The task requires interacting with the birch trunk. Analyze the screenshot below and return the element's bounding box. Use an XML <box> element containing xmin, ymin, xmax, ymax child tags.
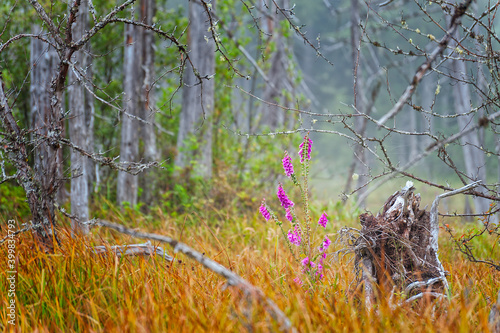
<box><xmin>138</xmin><ymin>0</ymin><xmax>157</xmax><ymax>203</ymax></box>
<box><xmin>139</xmin><ymin>0</ymin><xmax>157</xmax><ymax>162</ymax></box>
<box><xmin>117</xmin><ymin>22</ymin><xmax>140</xmax><ymax>206</ymax></box>
<box><xmin>175</xmin><ymin>0</ymin><xmax>215</xmax><ymax>179</ymax></box>
<box><xmin>28</xmin><ymin>25</ymin><xmax>63</xmax><ymax>249</ymax></box>
<box><xmin>68</xmin><ymin>0</ymin><xmax>92</xmax><ymax>234</ymax></box>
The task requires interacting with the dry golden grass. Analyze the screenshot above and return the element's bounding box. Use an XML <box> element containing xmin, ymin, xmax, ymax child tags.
<box><xmin>1</xmin><ymin>205</ymin><xmax>499</xmax><ymax>332</ymax></box>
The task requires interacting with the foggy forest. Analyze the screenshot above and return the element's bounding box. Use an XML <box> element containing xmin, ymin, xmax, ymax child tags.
<box><xmin>1</xmin><ymin>0</ymin><xmax>500</xmax><ymax>331</ymax></box>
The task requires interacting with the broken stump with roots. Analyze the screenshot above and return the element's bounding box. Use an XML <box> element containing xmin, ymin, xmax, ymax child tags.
<box><xmin>355</xmin><ymin>181</ymin><xmax>449</xmax><ymax>307</ymax></box>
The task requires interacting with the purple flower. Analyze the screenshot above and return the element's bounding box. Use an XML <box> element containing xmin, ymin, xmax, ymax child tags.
<box><xmin>301</xmin><ymin>257</ymin><xmax>309</xmax><ymax>267</ymax></box>
<box><xmin>293</xmin><ymin>277</ymin><xmax>303</xmax><ymax>285</ymax></box>
<box><xmin>321</xmin><ymin>236</ymin><xmax>331</xmax><ymax>251</ymax></box>
<box><xmin>259</xmin><ymin>201</ymin><xmax>271</xmax><ymax>221</ymax></box>
<box><xmin>285</xmin><ymin>208</ymin><xmax>293</xmax><ymax>222</ymax></box>
<box><xmin>318</xmin><ymin>212</ymin><xmax>328</xmax><ymax>228</ymax></box>
<box><xmin>277</xmin><ymin>184</ymin><xmax>294</xmax><ymax>209</ymax></box>
<box><xmin>299</xmin><ymin>135</ymin><xmax>313</xmax><ymax>163</ymax></box>
<box><xmin>282</xmin><ymin>152</ymin><xmax>294</xmax><ymax>178</ymax></box>
<box><xmin>287</xmin><ymin>226</ymin><xmax>301</xmax><ymax>246</ymax></box>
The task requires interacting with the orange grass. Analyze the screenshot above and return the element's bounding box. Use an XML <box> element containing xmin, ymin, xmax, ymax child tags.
<box><xmin>1</xmin><ymin>208</ymin><xmax>499</xmax><ymax>332</ymax></box>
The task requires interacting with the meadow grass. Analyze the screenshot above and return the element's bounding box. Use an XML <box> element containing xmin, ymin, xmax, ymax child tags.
<box><xmin>0</xmin><ymin>203</ymin><xmax>498</xmax><ymax>332</ymax></box>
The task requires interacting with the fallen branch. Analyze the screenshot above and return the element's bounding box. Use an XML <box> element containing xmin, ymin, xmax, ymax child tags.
<box><xmin>85</xmin><ymin>219</ymin><xmax>296</xmax><ymax>332</ymax></box>
<box><xmin>92</xmin><ymin>241</ymin><xmax>173</xmax><ymax>261</ymax></box>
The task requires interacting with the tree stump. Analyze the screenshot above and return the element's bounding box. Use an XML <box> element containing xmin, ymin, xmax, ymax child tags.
<box><xmin>355</xmin><ymin>181</ymin><xmax>448</xmax><ymax>306</ymax></box>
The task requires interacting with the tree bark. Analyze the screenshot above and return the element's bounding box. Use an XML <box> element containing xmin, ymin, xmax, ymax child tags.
<box><xmin>257</xmin><ymin>0</ymin><xmax>292</xmax><ymax>129</ymax></box>
<box><xmin>68</xmin><ymin>0</ymin><xmax>92</xmax><ymax>234</ymax></box>
<box><xmin>175</xmin><ymin>0</ymin><xmax>215</xmax><ymax>179</ymax></box>
<box><xmin>139</xmin><ymin>0</ymin><xmax>157</xmax><ymax>163</ymax></box>
<box><xmin>138</xmin><ymin>0</ymin><xmax>158</xmax><ymax>204</ymax></box>
<box><xmin>117</xmin><ymin>19</ymin><xmax>141</xmax><ymax>206</ymax></box>
<box><xmin>28</xmin><ymin>25</ymin><xmax>62</xmax><ymax>249</ymax></box>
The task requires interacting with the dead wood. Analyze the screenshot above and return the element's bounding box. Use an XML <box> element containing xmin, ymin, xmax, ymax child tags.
<box><xmin>91</xmin><ymin>241</ymin><xmax>173</xmax><ymax>261</ymax></box>
<box><xmin>354</xmin><ymin>181</ymin><xmax>448</xmax><ymax>306</ymax></box>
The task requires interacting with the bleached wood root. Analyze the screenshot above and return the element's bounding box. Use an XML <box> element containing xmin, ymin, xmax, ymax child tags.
<box><xmin>362</xmin><ymin>257</ymin><xmax>374</xmax><ymax>309</ymax></box>
<box><xmin>92</xmin><ymin>241</ymin><xmax>173</xmax><ymax>261</ymax></box>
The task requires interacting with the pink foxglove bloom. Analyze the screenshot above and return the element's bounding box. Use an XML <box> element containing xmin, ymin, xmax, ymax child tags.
<box><xmin>318</xmin><ymin>212</ymin><xmax>328</xmax><ymax>228</ymax></box>
<box><xmin>259</xmin><ymin>201</ymin><xmax>271</xmax><ymax>221</ymax></box>
<box><xmin>322</xmin><ymin>236</ymin><xmax>331</xmax><ymax>251</ymax></box>
<box><xmin>277</xmin><ymin>184</ymin><xmax>294</xmax><ymax>209</ymax></box>
<box><xmin>301</xmin><ymin>257</ymin><xmax>309</xmax><ymax>267</ymax></box>
<box><xmin>299</xmin><ymin>136</ymin><xmax>313</xmax><ymax>163</ymax></box>
<box><xmin>285</xmin><ymin>208</ymin><xmax>293</xmax><ymax>222</ymax></box>
<box><xmin>282</xmin><ymin>152</ymin><xmax>294</xmax><ymax>177</ymax></box>
<box><xmin>287</xmin><ymin>226</ymin><xmax>301</xmax><ymax>246</ymax></box>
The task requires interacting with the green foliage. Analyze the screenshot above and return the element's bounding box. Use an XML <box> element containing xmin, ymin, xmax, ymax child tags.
<box><xmin>0</xmin><ymin>182</ymin><xmax>30</xmax><ymax>219</ymax></box>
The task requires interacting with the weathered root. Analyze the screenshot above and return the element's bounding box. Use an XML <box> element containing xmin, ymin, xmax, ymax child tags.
<box><xmin>352</xmin><ymin>182</ymin><xmax>448</xmax><ymax>306</ymax></box>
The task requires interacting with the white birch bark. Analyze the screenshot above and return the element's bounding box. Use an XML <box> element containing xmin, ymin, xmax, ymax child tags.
<box><xmin>117</xmin><ymin>21</ymin><xmax>140</xmax><ymax>205</ymax></box>
<box><xmin>68</xmin><ymin>0</ymin><xmax>92</xmax><ymax>234</ymax></box>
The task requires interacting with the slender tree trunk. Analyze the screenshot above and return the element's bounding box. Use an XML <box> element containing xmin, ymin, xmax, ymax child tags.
<box><xmin>344</xmin><ymin>0</ymin><xmax>368</xmax><ymax>207</ymax></box>
<box><xmin>68</xmin><ymin>0</ymin><xmax>92</xmax><ymax>234</ymax></box>
<box><xmin>138</xmin><ymin>0</ymin><xmax>158</xmax><ymax>203</ymax></box>
<box><xmin>139</xmin><ymin>0</ymin><xmax>157</xmax><ymax>162</ymax></box>
<box><xmin>175</xmin><ymin>0</ymin><xmax>215</xmax><ymax>179</ymax></box>
<box><xmin>449</xmin><ymin>29</ymin><xmax>491</xmax><ymax>217</ymax></box>
<box><xmin>257</xmin><ymin>0</ymin><xmax>292</xmax><ymax>129</ymax></box>
<box><xmin>28</xmin><ymin>25</ymin><xmax>65</xmax><ymax>249</ymax></box>
<box><xmin>117</xmin><ymin>20</ymin><xmax>141</xmax><ymax>206</ymax></box>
